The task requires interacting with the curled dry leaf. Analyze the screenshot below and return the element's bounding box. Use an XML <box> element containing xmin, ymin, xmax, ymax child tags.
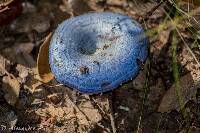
<box><xmin>2</xmin><ymin>74</ymin><xmax>20</xmax><ymax>106</ymax></box>
<box><xmin>158</xmin><ymin>73</ymin><xmax>199</xmax><ymax>113</ymax></box>
<box><xmin>37</xmin><ymin>33</ymin><xmax>54</xmax><ymax>83</ymax></box>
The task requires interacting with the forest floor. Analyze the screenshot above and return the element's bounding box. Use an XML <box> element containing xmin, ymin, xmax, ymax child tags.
<box><xmin>0</xmin><ymin>0</ymin><xmax>200</xmax><ymax>132</ymax></box>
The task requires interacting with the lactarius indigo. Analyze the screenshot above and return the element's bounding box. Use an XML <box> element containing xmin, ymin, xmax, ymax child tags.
<box><xmin>49</xmin><ymin>12</ymin><xmax>148</xmax><ymax>94</ymax></box>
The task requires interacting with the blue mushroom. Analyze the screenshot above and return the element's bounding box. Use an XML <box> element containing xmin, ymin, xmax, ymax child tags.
<box><xmin>49</xmin><ymin>12</ymin><xmax>148</xmax><ymax>94</ymax></box>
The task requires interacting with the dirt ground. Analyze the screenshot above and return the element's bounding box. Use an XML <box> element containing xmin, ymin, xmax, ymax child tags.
<box><xmin>0</xmin><ymin>0</ymin><xmax>200</xmax><ymax>133</ymax></box>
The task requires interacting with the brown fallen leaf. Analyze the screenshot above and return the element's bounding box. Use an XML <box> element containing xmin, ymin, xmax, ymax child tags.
<box><xmin>32</xmin><ymin>15</ymin><xmax>50</xmax><ymax>33</ymax></box>
<box><xmin>16</xmin><ymin>64</ymin><xmax>29</xmax><ymax>82</ymax></box>
<box><xmin>37</xmin><ymin>33</ymin><xmax>54</xmax><ymax>83</ymax></box>
<box><xmin>158</xmin><ymin>73</ymin><xmax>199</xmax><ymax>113</ymax></box>
<box><xmin>158</xmin><ymin>30</ymin><xmax>171</xmax><ymax>46</ymax></box>
<box><xmin>14</xmin><ymin>42</ymin><xmax>34</xmax><ymax>54</ymax></box>
<box><xmin>1</xmin><ymin>42</ymin><xmax>36</xmax><ymax>68</ymax></box>
<box><xmin>16</xmin><ymin>52</ymin><xmax>36</xmax><ymax>68</ymax></box>
<box><xmin>2</xmin><ymin>74</ymin><xmax>20</xmax><ymax>106</ymax></box>
<box><xmin>106</xmin><ymin>0</ymin><xmax>128</xmax><ymax>7</ymax></box>
<box><xmin>0</xmin><ymin>55</ymin><xmax>5</xmax><ymax>76</ymax></box>
<box><xmin>68</xmin><ymin>0</ymin><xmax>94</xmax><ymax>16</ymax></box>
<box><xmin>79</xmin><ymin>101</ymin><xmax>102</xmax><ymax>124</ymax></box>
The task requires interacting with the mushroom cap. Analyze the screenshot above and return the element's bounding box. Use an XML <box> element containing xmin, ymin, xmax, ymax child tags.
<box><xmin>49</xmin><ymin>12</ymin><xmax>148</xmax><ymax>94</ymax></box>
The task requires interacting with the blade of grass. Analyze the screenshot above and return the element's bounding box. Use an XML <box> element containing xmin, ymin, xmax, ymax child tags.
<box><xmin>167</xmin><ymin>0</ymin><xmax>187</xmax><ymax>118</ymax></box>
<box><xmin>172</xmin><ymin>29</ymin><xmax>186</xmax><ymax>118</ymax></box>
<box><xmin>136</xmin><ymin>17</ymin><xmax>152</xmax><ymax>132</ymax></box>
<box><xmin>155</xmin><ymin>114</ymin><xmax>163</xmax><ymax>133</ymax></box>
<box><xmin>136</xmin><ymin>56</ymin><xmax>151</xmax><ymax>133</ymax></box>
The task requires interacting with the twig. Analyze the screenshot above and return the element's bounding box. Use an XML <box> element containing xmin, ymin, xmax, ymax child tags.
<box><xmin>91</xmin><ymin>97</ymin><xmax>108</xmax><ymax>118</ymax></box>
<box><xmin>63</xmin><ymin>92</ymin><xmax>112</xmax><ymax>131</ymax></box>
<box><xmin>109</xmin><ymin>113</ymin><xmax>116</xmax><ymax>133</ymax></box>
<box><xmin>63</xmin><ymin>92</ymin><xmax>92</xmax><ymax>128</ymax></box>
<box><xmin>0</xmin><ymin>6</ymin><xmax>9</xmax><ymax>13</ymax></box>
<box><xmin>0</xmin><ymin>0</ymin><xmax>14</xmax><ymax>8</ymax></box>
<box><xmin>143</xmin><ymin>0</ymin><xmax>167</xmax><ymax>21</ymax></box>
<box><xmin>90</xmin><ymin>96</ymin><xmax>113</xmax><ymax>133</ymax></box>
<box><xmin>107</xmin><ymin>96</ymin><xmax>117</xmax><ymax>133</ymax></box>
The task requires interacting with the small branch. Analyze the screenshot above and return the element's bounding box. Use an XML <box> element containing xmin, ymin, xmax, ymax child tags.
<box><xmin>109</xmin><ymin>113</ymin><xmax>116</xmax><ymax>133</ymax></box>
<box><xmin>91</xmin><ymin>97</ymin><xmax>108</xmax><ymax>119</ymax></box>
<box><xmin>0</xmin><ymin>0</ymin><xmax>14</xmax><ymax>8</ymax></box>
<box><xmin>143</xmin><ymin>0</ymin><xmax>167</xmax><ymax>21</ymax></box>
<box><xmin>63</xmin><ymin>92</ymin><xmax>92</xmax><ymax>128</ymax></box>
<box><xmin>107</xmin><ymin>93</ymin><xmax>117</xmax><ymax>133</ymax></box>
<box><xmin>0</xmin><ymin>6</ymin><xmax>10</xmax><ymax>13</ymax></box>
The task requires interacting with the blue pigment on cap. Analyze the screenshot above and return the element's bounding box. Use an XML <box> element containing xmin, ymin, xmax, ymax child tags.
<box><xmin>49</xmin><ymin>12</ymin><xmax>148</xmax><ymax>94</ymax></box>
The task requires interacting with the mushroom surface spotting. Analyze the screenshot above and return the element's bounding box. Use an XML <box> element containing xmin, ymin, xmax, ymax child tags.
<box><xmin>49</xmin><ymin>12</ymin><xmax>148</xmax><ymax>94</ymax></box>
